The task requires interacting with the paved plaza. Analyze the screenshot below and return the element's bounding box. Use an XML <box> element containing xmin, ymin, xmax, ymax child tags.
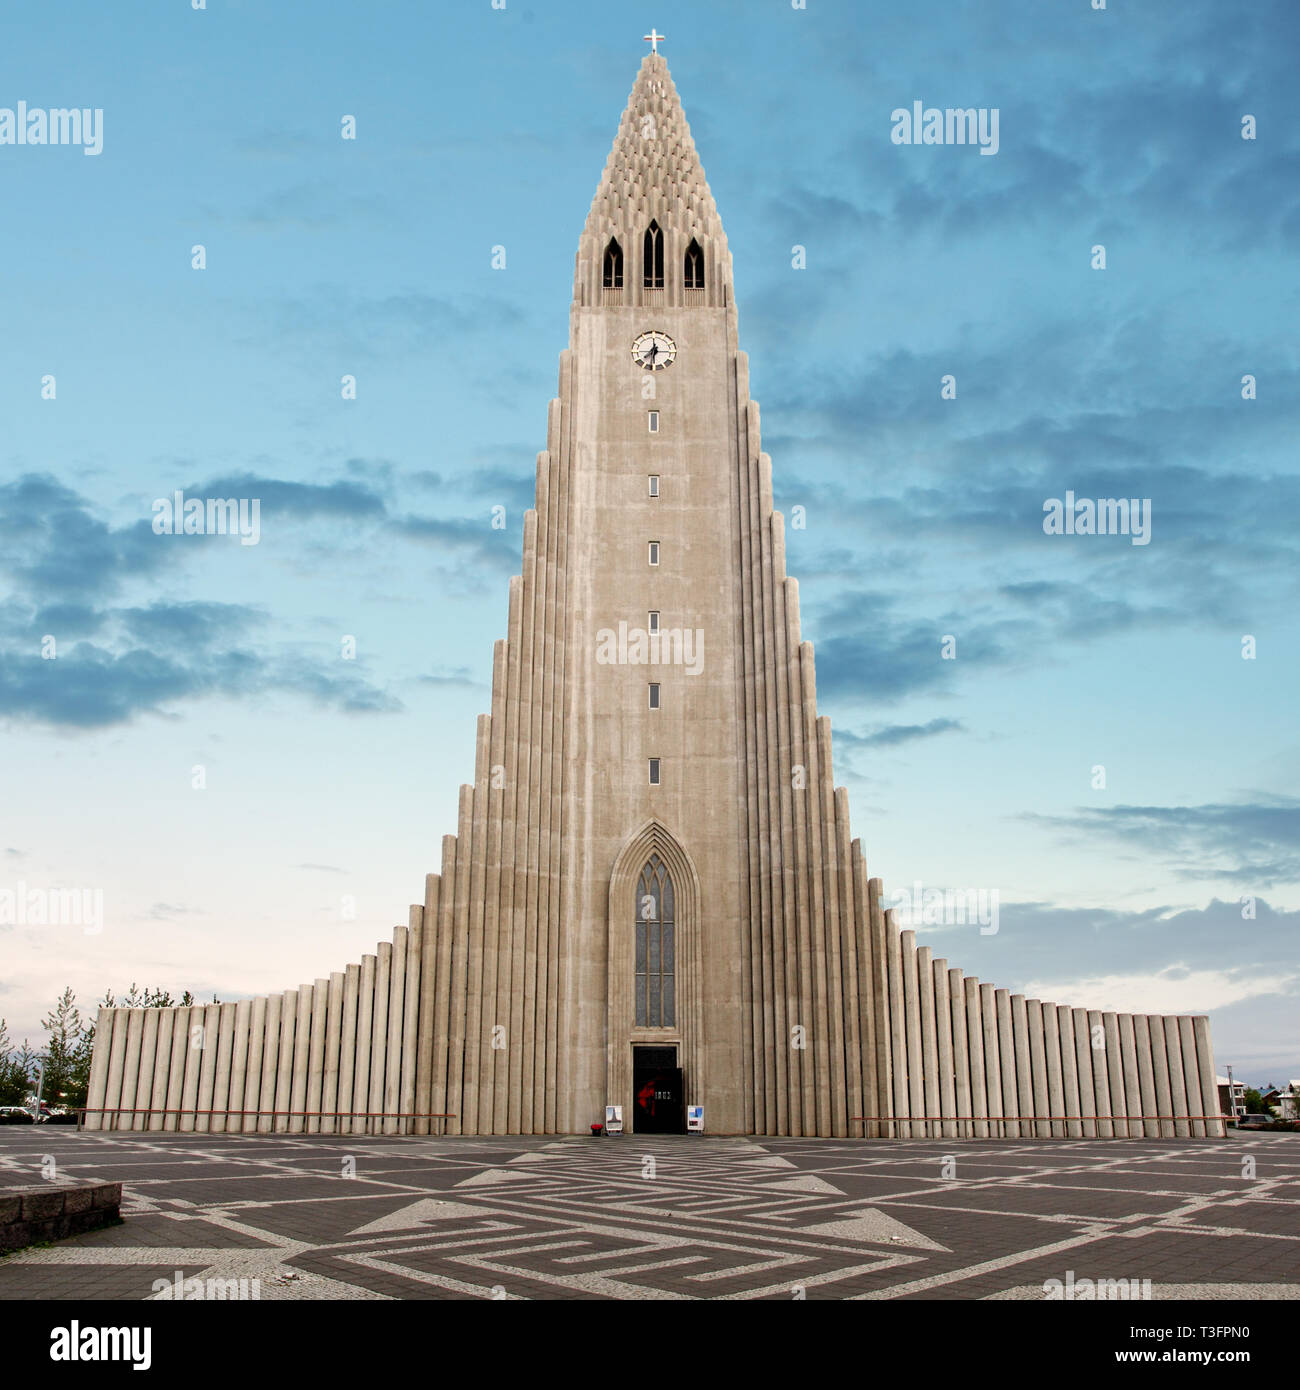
<box><xmin>1</xmin><ymin>1131</ymin><xmax>1296</xmax><ymax>1301</ymax></box>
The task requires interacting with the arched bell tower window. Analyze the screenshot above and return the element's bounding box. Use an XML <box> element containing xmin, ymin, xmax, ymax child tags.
<box><xmin>635</xmin><ymin>854</ymin><xmax>675</xmax><ymax>1026</ymax></box>
<box><xmin>603</xmin><ymin>237</ymin><xmax>623</xmax><ymax>289</ymax></box>
<box><xmin>643</xmin><ymin>220</ymin><xmax>664</xmax><ymax>289</ymax></box>
<box><xmin>684</xmin><ymin>238</ymin><xmax>704</xmax><ymax>290</ymax></box>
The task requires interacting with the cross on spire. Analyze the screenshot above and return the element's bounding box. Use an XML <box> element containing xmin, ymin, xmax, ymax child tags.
<box><xmin>643</xmin><ymin>29</ymin><xmax>665</xmax><ymax>55</ymax></box>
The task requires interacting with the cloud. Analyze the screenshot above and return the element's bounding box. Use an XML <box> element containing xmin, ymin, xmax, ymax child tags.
<box><xmin>1019</xmin><ymin>965</ymin><xmax>1294</xmax><ymax>1017</ymax></box>
<box><xmin>837</xmin><ymin>717</ymin><xmax>964</xmax><ymax>750</ymax></box>
<box><xmin>1023</xmin><ymin>797</ymin><xmax>1300</xmax><ymax>889</ymax></box>
<box><xmin>0</xmin><ymin>471</ymin><xmax>530</xmax><ymax>727</ymax></box>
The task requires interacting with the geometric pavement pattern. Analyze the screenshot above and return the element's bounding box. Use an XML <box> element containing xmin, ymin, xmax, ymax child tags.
<box><xmin>1</xmin><ymin>1131</ymin><xmax>1297</xmax><ymax>1301</ymax></box>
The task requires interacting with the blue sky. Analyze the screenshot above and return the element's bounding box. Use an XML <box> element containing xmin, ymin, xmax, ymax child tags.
<box><xmin>1</xmin><ymin>0</ymin><xmax>1296</xmax><ymax>1086</ymax></box>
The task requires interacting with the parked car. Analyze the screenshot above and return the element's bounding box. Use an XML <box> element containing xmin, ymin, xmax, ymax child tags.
<box><xmin>38</xmin><ymin>1109</ymin><xmax>78</xmax><ymax>1125</ymax></box>
<box><xmin>0</xmin><ymin>1106</ymin><xmax>36</xmax><ymax>1125</ymax></box>
<box><xmin>1234</xmin><ymin>1113</ymin><xmax>1270</xmax><ymax>1129</ymax></box>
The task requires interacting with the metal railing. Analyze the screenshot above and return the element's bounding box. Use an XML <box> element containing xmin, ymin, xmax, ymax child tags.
<box><xmin>850</xmin><ymin>1113</ymin><xmax>1230</xmax><ymax>1137</ymax></box>
<box><xmin>76</xmin><ymin>1108</ymin><xmax>455</xmax><ymax>1135</ymax></box>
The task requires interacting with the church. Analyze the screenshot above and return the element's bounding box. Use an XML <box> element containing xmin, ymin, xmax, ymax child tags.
<box><xmin>85</xmin><ymin>46</ymin><xmax>1223</xmax><ymax>1140</ymax></box>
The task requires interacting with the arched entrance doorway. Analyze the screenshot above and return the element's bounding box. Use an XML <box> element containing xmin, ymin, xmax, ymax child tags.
<box><xmin>607</xmin><ymin>820</ymin><xmax>702</xmax><ymax>1134</ymax></box>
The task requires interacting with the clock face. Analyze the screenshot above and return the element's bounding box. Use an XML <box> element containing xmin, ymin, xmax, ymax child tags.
<box><xmin>632</xmin><ymin>330</ymin><xmax>676</xmax><ymax>371</ymax></box>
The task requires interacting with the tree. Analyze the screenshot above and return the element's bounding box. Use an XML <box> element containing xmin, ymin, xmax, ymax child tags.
<box><xmin>1242</xmin><ymin>1087</ymin><xmax>1268</xmax><ymax>1115</ymax></box>
<box><xmin>0</xmin><ymin>1038</ymin><xmax>38</xmax><ymax>1107</ymax></box>
<box><xmin>41</xmin><ymin>988</ymin><xmax>89</xmax><ymax>1108</ymax></box>
<box><xmin>0</xmin><ymin>1019</ymin><xmax>31</xmax><ymax>1106</ymax></box>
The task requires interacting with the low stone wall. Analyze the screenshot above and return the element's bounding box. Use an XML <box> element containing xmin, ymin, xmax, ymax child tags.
<box><xmin>0</xmin><ymin>1182</ymin><xmax>122</xmax><ymax>1252</ymax></box>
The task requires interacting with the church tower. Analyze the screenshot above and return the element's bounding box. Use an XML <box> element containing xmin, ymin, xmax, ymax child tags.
<box><xmin>85</xmin><ymin>49</ymin><xmax>1224</xmax><ymax>1142</ymax></box>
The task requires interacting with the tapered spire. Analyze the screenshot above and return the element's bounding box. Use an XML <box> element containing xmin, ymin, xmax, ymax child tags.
<box><xmin>574</xmin><ymin>54</ymin><xmax>731</xmax><ymax>308</ymax></box>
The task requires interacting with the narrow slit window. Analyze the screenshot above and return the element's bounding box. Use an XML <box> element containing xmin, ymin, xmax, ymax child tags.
<box><xmin>602</xmin><ymin>237</ymin><xmax>624</xmax><ymax>289</ymax></box>
<box><xmin>648</xmin><ymin>757</ymin><xmax>661</xmax><ymax>786</ymax></box>
<box><xmin>648</xmin><ymin>411</ymin><xmax>659</xmax><ymax>433</ymax></box>
<box><xmin>648</xmin><ymin>610</ymin><xmax>660</xmax><ymax>633</ymax></box>
<box><xmin>648</xmin><ymin>474</ymin><xmax>659</xmax><ymax>497</ymax></box>
<box><xmin>648</xmin><ymin>541</ymin><xmax>659</xmax><ymax>566</ymax></box>
<box><xmin>684</xmin><ymin>237</ymin><xmax>704</xmax><ymax>290</ymax></box>
<box><xmin>643</xmin><ymin>219</ymin><xmax>664</xmax><ymax>289</ymax></box>
<box><xmin>648</xmin><ymin>683</ymin><xmax>660</xmax><ymax>710</ymax></box>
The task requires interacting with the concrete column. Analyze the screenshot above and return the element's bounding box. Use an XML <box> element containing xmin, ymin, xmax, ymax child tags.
<box><xmin>134</xmin><ymin>1010</ymin><xmax>159</xmax><ymax>1132</ymax></box>
<box><xmin>180</xmin><ymin>1004</ymin><xmax>206</xmax><ymax>1133</ymax></box>
<box><xmin>321</xmin><ymin>972</ymin><xmax>344</xmax><ymax>1135</ymax></box>
<box><xmin>1178</xmin><ymin>1016</ymin><xmax>1205</xmax><ymax>1138</ymax></box>
<box><xmin>453</xmin><ymin>795</ymin><xmax>478</xmax><ymax>1128</ymax></box>
<box><xmin>147</xmin><ymin>1010</ymin><xmax>173</xmax><ymax>1133</ymax></box>
<box><xmin>339</xmin><ymin>963</ymin><xmax>361</xmax><ymax>1136</ymax></box>
<box><xmin>306</xmin><ymin>979</ymin><xmax>329</xmax><ymax>1134</ymax></box>
<box><xmin>401</xmin><ymin>908</ymin><xmax>423</xmax><ymax>1135</ymax></box>
<box><xmin>285</xmin><ymin>986</ymin><xmax>310</xmax><ymax>1134</ymax></box>
<box><xmin>932</xmin><ymin>959</ymin><xmax>956</xmax><ymax>1139</ymax></box>
<box><xmin>916</xmin><ymin>945</ymin><xmax>940</xmax><ymax>1139</ymax></box>
<box><xmin>274</xmin><ymin>990</ymin><xmax>298</xmax><ymax>1135</ymax></box>
<box><xmin>447</xmin><ymin>789</ymin><xmax>475</xmax><ymax>1137</ymax></box>
<box><xmin>1117</xmin><ymin>1013</ymin><xmax>1142</xmax><ymax>1140</ymax></box>
<box><xmin>828</xmin><ymin>782</ymin><xmax>858</xmax><ymax>1139</ymax></box>
<box><xmin>1087</xmin><ymin>1009</ymin><xmax>1113</xmax><ymax>1138</ymax></box>
<box><xmin>511</xmin><ymin>527</ymin><xmax>541</xmax><ymax>1138</ymax></box>
<box><xmin>901</xmin><ymin>930</ymin><xmax>925</xmax><ymax>1136</ymax></box>
<box><xmin>384</xmin><ymin>928</ymin><xmax>406</xmax><ymax>1135</ymax></box>
<box><xmin>772</xmin><ymin>546</ymin><xmax>808</xmax><ymax>1135</ymax></box>
<box><xmin>461</xmin><ymin>725</ymin><xmax>490</xmax><ymax>1138</ymax></box>
<box><xmin>1163</xmin><ymin>1015</ymin><xmax>1190</xmax><ymax>1138</ymax></box>
<box><xmin>1026</xmin><ymin>1000</ymin><xmax>1050</xmax><ymax>1138</ymax></box>
<box><xmin>354</xmin><ymin>956</ymin><xmax>376</xmax><ymax>1136</ymax></box>
<box><xmin>101</xmin><ymin>1009</ymin><xmax>129</xmax><ymax>1131</ymax></box>
<box><xmin>996</xmin><ymin>989</ymin><xmax>1017</xmax><ymax>1138</ymax></box>
<box><xmin>164</xmin><ymin>1008</ymin><xmax>189</xmax><ymax>1132</ymax></box>
<box><xmin>1102</xmin><ymin>1012</ymin><xmax>1125</xmax><ymax>1139</ymax></box>
<box><xmin>210</xmin><ymin>1003</ymin><xmax>236</xmax><ymax>1134</ymax></box>
<box><xmin>194</xmin><ymin>1003</ymin><xmax>221</xmax><ymax>1134</ymax></box>
<box><xmin>1193</xmin><ymin>1017</ymin><xmax>1223</xmax><ymax>1138</ymax></box>
<box><xmin>886</xmin><ymin>910</ymin><xmax>908</xmax><ymax>1138</ymax></box>
<box><xmin>1011</xmin><ymin>995</ymin><xmax>1033</xmax><ymax>1139</ymax></box>
<box><xmin>1058</xmin><ymin>1006</ymin><xmax>1082</xmax><ymax>1138</ymax></box>
<box><xmin>257</xmin><ymin>995</ymin><xmax>282</xmax><ymax>1134</ymax></box>
<box><xmin>369</xmin><ymin>941</ymin><xmax>392</xmax><ymax>1134</ymax></box>
<box><xmin>227</xmin><ymin>1000</ymin><xmax>251</xmax><ymax>1134</ymax></box>
<box><xmin>118</xmin><ymin>1010</ymin><xmax>144</xmax><ymax>1131</ymax></box>
<box><xmin>1072</xmin><ymin>1007</ymin><xmax>1096</xmax><ymax>1138</ymax></box>
<box><xmin>84</xmin><ymin>1007</ymin><xmax>115</xmax><ymax>1130</ymax></box>
<box><xmin>1132</xmin><ymin>1013</ymin><xmax>1159</xmax><ymax>1137</ymax></box>
<box><xmin>965</xmin><ymin>978</ymin><xmax>988</xmax><ymax>1138</ymax></box>
<box><xmin>494</xmin><ymin>581</ymin><xmax>524</xmax><ymax>1136</ymax></box>
<box><xmin>415</xmin><ymin>873</ymin><xmax>441</xmax><ymax>1136</ymax></box>
<box><xmin>244</xmin><ymin>996</ymin><xmax>267</xmax><ymax>1133</ymax></box>
<box><xmin>1042</xmin><ymin>1002</ymin><xmax>1065</xmax><ymax>1137</ymax></box>
<box><xmin>479</xmin><ymin>649</ymin><xmax>507</xmax><ymax>1138</ymax></box>
<box><xmin>1148</xmin><ymin>1014</ymin><xmax>1175</xmax><ymax>1138</ymax></box>
<box><xmin>948</xmin><ymin>969</ymin><xmax>971</xmax><ymax>1138</ymax></box>
<box><xmin>867</xmin><ymin>873</ymin><xmax>892</xmax><ymax>1137</ymax></box>
<box><xmin>980</xmin><ymin>984</ymin><xmax>1002</xmax><ymax>1138</ymax></box>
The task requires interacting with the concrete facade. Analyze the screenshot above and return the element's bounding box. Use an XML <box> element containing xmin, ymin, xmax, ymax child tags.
<box><xmin>84</xmin><ymin>55</ymin><xmax>1223</xmax><ymax>1139</ymax></box>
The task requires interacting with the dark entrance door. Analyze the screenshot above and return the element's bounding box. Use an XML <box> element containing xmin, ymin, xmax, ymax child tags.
<box><xmin>632</xmin><ymin>1045</ymin><xmax>684</xmax><ymax>1134</ymax></box>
